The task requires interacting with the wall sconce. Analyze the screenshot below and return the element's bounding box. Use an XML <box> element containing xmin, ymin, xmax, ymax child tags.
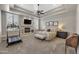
<box><xmin>58</xmin><ymin>23</ymin><xmax>64</xmax><ymax>31</ymax></box>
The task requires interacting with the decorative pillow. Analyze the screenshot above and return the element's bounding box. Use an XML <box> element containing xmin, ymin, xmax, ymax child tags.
<box><xmin>51</xmin><ymin>27</ymin><xmax>58</xmax><ymax>32</ymax></box>
<box><xmin>46</xmin><ymin>31</ymin><xmax>57</xmax><ymax>40</ymax></box>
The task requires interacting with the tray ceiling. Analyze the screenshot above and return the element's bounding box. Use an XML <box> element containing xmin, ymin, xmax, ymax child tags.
<box><xmin>15</xmin><ymin>4</ymin><xmax>62</xmax><ymax>13</ymax></box>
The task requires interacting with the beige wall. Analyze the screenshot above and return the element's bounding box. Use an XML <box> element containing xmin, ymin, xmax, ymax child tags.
<box><xmin>76</xmin><ymin>5</ymin><xmax>79</xmax><ymax>34</ymax></box>
<box><xmin>0</xmin><ymin>4</ymin><xmax>9</xmax><ymax>11</ymax></box>
<box><xmin>0</xmin><ymin>10</ymin><xmax>1</xmax><ymax>34</ymax></box>
<box><xmin>40</xmin><ymin>10</ymin><xmax>76</xmax><ymax>33</ymax></box>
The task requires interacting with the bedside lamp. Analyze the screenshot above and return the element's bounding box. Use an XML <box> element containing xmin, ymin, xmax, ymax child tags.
<box><xmin>58</xmin><ymin>23</ymin><xmax>64</xmax><ymax>31</ymax></box>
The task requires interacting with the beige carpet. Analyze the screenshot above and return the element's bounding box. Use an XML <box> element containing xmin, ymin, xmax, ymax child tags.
<box><xmin>0</xmin><ymin>33</ymin><xmax>75</xmax><ymax>54</ymax></box>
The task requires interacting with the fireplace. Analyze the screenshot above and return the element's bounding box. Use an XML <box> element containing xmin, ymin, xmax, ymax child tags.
<box><xmin>25</xmin><ymin>28</ymin><xmax>30</xmax><ymax>33</ymax></box>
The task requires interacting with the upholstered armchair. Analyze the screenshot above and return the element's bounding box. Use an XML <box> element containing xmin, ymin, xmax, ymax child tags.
<box><xmin>65</xmin><ymin>33</ymin><xmax>78</xmax><ymax>54</ymax></box>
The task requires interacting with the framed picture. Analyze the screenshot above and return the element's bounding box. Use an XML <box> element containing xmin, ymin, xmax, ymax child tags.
<box><xmin>49</xmin><ymin>21</ymin><xmax>53</xmax><ymax>26</ymax></box>
<box><xmin>53</xmin><ymin>21</ymin><xmax>58</xmax><ymax>26</ymax></box>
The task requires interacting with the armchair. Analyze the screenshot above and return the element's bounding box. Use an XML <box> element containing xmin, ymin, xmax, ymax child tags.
<box><xmin>65</xmin><ymin>33</ymin><xmax>78</xmax><ymax>54</ymax></box>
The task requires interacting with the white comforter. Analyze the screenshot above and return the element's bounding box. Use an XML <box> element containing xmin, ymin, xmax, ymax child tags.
<box><xmin>34</xmin><ymin>31</ymin><xmax>56</xmax><ymax>40</ymax></box>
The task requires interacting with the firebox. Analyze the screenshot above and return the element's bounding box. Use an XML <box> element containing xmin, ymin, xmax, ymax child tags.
<box><xmin>25</xmin><ymin>28</ymin><xmax>30</xmax><ymax>33</ymax></box>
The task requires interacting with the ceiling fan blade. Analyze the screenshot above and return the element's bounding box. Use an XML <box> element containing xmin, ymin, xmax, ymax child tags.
<box><xmin>40</xmin><ymin>10</ymin><xmax>44</xmax><ymax>12</ymax></box>
<box><xmin>40</xmin><ymin>12</ymin><xmax>44</xmax><ymax>14</ymax></box>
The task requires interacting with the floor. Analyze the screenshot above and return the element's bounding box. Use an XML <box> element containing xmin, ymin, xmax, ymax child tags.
<box><xmin>0</xmin><ymin>33</ymin><xmax>76</xmax><ymax>54</ymax></box>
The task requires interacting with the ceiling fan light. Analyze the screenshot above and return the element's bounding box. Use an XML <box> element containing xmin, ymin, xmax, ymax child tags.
<box><xmin>33</xmin><ymin>4</ymin><xmax>45</xmax><ymax>15</ymax></box>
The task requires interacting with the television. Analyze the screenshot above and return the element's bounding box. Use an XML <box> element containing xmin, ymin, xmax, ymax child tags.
<box><xmin>24</xmin><ymin>19</ymin><xmax>31</xmax><ymax>24</ymax></box>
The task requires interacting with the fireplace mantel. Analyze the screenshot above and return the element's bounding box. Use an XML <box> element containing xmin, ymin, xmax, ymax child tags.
<box><xmin>21</xmin><ymin>25</ymin><xmax>32</xmax><ymax>34</ymax></box>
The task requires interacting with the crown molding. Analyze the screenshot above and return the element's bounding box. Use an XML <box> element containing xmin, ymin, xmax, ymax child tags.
<box><xmin>40</xmin><ymin>4</ymin><xmax>77</xmax><ymax>18</ymax></box>
<box><xmin>9</xmin><ymin>4</ymin><xmax>77</xmax><ymax>18</ymax></box>
<box><xmin>10</xmin><ymin>5</ymin><xmax>38</xmax><ymax>17</ymax></box>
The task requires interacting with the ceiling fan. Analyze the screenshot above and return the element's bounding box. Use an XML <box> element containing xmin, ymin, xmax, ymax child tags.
<box><xmin>36</xmin><ymin>4</ymin><xmax>45</xmax><ymax>15</ymax></box>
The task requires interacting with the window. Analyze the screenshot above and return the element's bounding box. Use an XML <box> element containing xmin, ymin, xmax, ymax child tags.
<box><xmin>6</xmin><ymin>13</ymin><xmax>19</xmax><ymax>26</ymax></box>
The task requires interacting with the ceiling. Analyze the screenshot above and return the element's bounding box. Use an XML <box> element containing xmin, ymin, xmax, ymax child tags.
<box><xmin>15</xmin><ymin>4</ymin><xmax>62</xmax><ymax>13</ymax></box>
<box><xmin>9</xmin><ymin>4</ymin><xmax>76</xmax><ymax>17</ymax></box>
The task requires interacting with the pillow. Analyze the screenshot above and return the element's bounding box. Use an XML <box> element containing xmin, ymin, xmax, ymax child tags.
<box><xmin>46</xmin><ymin>31</ymin><xmax>57</xmax><ymax>40</ymax></box>
<box><xmin>56</xmin><ymin>31</ymin><xmax>68</xmax><ymax>39</ymax></box>
<box><xmin>51</xmin><ymin>27</ymin><xmax>58</xmax><ymax>32</ymax></box>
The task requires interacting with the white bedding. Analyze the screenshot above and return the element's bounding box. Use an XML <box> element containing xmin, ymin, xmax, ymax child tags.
<box><xmin>34</xmin><ymin>31</ymin><xmax>57</xmax><ymax>40</ymax></box>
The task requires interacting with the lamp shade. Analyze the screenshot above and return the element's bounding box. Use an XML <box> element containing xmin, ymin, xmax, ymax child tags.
<box><xmin>58</xmin><ymin>23</ymin><xmax>64</xmax><ymax>31</ymax></box>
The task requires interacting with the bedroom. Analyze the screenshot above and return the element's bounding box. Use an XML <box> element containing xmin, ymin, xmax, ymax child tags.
<box><xmin>0</xmin><ymin>4</ymin><xmax>79</xmax><ymax>54</ymax></box>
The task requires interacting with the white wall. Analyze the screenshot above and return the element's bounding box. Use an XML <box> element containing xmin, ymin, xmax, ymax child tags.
<box><xmin>10</xmin><ymin>8</ymin><xmax>38</xmax><ymax>29</ymax></box>
<box><xmin>0</xmin><ymin>4</ymin><xmax>9</xmax><ymax>35</ymax></box>
<box><xmin>76</xmin><ymin>5</ymin><xmax>79</xmax><ymax>34</ymax></box>
<box><xmin>0</xmin><ymin>4</ymin><xmax>9</xmax><ymax>11</ymax></box>
<box><xmin>1</xmin><ymin>10</ymin><xmax>39</xmax><ymax>36</ymax></box>
<box><xmin>1</xmin><ymin>11</ymin><xmax>6</xmax><ymax>35</ymax></box>
<box><xmin>33</xmin><ymin>17</ymin><xmax>39</xmax><ymax>30</ymax></box>
<box><xmin>0</xmin><ymin>10</ymin><xmax>1</xmax><ymax>34</ymax></box>
<box><xmin>40</xmin><ymin>10</ymin><xmax>76</xmax><ymax>33</ymax></box>
<box><xmin>19</xmin><ymin>15</ymin><xmax>39</xmax><ymax>30</ymax></box>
